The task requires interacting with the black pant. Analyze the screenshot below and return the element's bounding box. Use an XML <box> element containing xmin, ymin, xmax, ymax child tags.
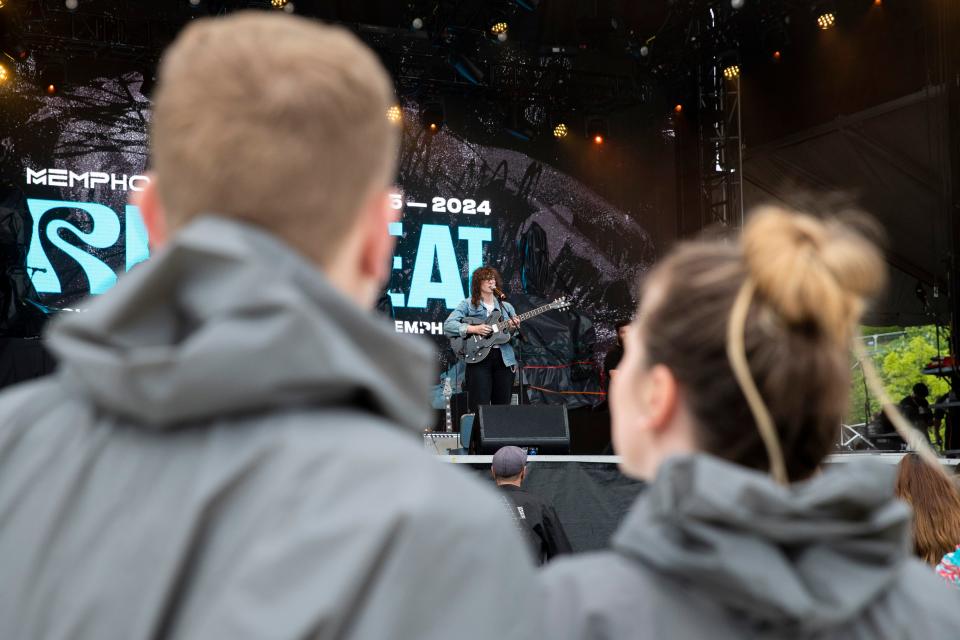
<box><xmin>465</xmin><ymin>349</ymin><xmax>514</xmax><ymax>415</ymax></box>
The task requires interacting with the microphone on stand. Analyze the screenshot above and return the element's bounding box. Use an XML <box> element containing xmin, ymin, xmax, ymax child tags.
<box><xmin>493</xmin><ymin>286</ymin><xmax>508</xmax><ymax>301</ymax></box>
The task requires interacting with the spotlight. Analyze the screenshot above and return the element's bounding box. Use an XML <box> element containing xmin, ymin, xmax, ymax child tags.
<box><xmin>673</xmin><ymin>104</ymin><xmax>683</xmax><ymax>114</ymax></box>
<box><xmin>64</xmin><ymin>0</ymin><xmax>77</xmax><ymax>9</ymax></box>
<box><xmin>491</xmin><ymin>22</ymin><xmax>508</xmax><ymax>36</ymax></box>
<box><xmin>3</xmin><ymin>42</ymin><xmax>28</xmax><ymax>61</ymax></box>
<box><xmin>271</xmin><ymin>0</ymin><xmax>287</xmax><ymax>8</ymax></box>
<box><xmin>0</xmin><ymin>64</ymin><xmax>9</xmax><ymax>84</ymax></box>
<box><xmin>553</xmin><ymin>123</ymin><xmax>568</xmax><ymax>139</ymax></box>
<box><xmin>386</xmin><ymin>105</ymin><xmax>402</xmax><ymax>123</ymax></box>
<box><xmin>723</xmin><ymin>64</ymin><xmax>740</xmax><ymax>80</ymax></box>
<box><xmin>731</xmin><ymin>0</ymin><xmax>744</xmax><ymax>8</ymax></box>
<box><xmin>448</xmin><ymin>52</ymin><xmax>484</xmax><ymax>85</ymax></box>
<box><xmin>39</xmin><ymin>63</ymin><xmax>65</xmax><ymax>94</ymax></box>
<box><xmin>0</xmin><ymin>1</ymin><xmax>6</xmax><ymax>9</ymax></box>
<box><xmin>873</xmin><ymin>0</ymin><xmax>881</xmax><ymax>5</ymax></box>
<box><xmin>586</xmin><ymin>117</ymin><xmax>608</xmax><ymax>144</ymax></box>
<box><xmin>504</xmin><ymin>106</ymin><xmax>535</xmax><ymax>141</ymax></box>
<box><xmin>282</xmin><ymin>1</ymin><xmax>294</xmax><ymax>12</ymax></box>
<box><xmin>412</xmin><ymin>17</ymin><xmax>423</xmax><ymax>30</ymax></box>
<box><xmin>817</xmin><ymin>12</ymin><xmax>835</xmax><ymax>29</ymax></box>
<box><xmin>189</xmin><ymin>0</ymin><xmax>201</xmax><ymax>5</ymax></box>
<box><xmin>772</xmin><ymin>50</ymin><xmax>781</xmax><ymax>61</ymax></box>
<box><xmin>421</xmin><ymin>101</ymin><xmax>444</xmax><ymax>133</ymax></box>
<box><xmin>497</xmin><ymin>32</ymin><xmax>508</xmax><ymax>43</ymax></box>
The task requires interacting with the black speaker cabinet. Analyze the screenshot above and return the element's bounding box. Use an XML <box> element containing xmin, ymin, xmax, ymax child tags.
<box><xmin>478</xmin><ymin>404</ymin><xmax>570</xmax><ymax>454</ymax></box>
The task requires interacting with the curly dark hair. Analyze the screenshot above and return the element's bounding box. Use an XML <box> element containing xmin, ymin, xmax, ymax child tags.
<box><xmin>470</xmin><ymin>266</ymin><xmax>502</xmax><ymax>307</ymax></box>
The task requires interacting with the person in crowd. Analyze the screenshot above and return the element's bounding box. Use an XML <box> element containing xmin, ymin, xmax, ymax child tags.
<box><xmin>894</xmin><ymin>453</ymin><xmax>960</xmax><ymax>565</ymax></box>
<box><xmin>935</xmin><ymin>546</ymin><xmax>960</xmax><ymax>588</ymax></box>
<box><xmin>492</xmin><ymin>446</ymin><xmax>573</xmax><ymax>565</ymax></box>
<box><xmin>540</xmin><ymin>206</ymin><xmax>960</xmax><ymax>639</ymax></box>
<box><xmin>602</xmin><ymin>319</ymin><xmax>631</xmax><ymax>384</ymax></box>
<box><xmin>0</xmin><ymin>13</ymin><xmax>538</xmax><ymax>640</ymax></box>
<box><xmin>933</xmin><ymin>387</ymin><xmax>957</xmax><ymax>450</ymax></box>
<box><xmin>900</xmin><ymin>382</ymin><xmax>934</xmax><ymax>444</ymax></box>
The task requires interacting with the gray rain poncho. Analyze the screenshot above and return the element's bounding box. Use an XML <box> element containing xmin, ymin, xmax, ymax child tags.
<box><xmin>542</xmin><ymin>454</ymin><xmax>960</xmax><ymax>639</ymax></box>
<box><xmin>0</xmin><ymin>216</ymin><xmax>538</xmax><ymax>640</ymax></box>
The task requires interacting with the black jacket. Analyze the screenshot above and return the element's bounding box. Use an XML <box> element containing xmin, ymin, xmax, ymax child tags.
<box><xmin>498</xmin><ymin>484</ymin><xmax>573</xmax><ymax>565</ymax></box>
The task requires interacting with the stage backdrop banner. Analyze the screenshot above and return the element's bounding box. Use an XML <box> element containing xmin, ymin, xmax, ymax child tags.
<box><xmin>0</xmin><ymin>73</ymin><xmax>673</xmax><ymax>402</ymax></box>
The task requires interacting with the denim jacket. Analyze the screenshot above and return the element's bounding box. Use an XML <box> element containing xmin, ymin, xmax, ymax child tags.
<box><xmin>443</xmin><ymin>298</ymin><xmax>517</xmax><ymax>367</ymax></box>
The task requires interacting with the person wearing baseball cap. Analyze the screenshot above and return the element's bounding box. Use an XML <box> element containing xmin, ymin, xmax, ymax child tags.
<box><xmin>492</xmin><ymin>446</ymin><xmax>573</xmax><ymax>565</ymax></box>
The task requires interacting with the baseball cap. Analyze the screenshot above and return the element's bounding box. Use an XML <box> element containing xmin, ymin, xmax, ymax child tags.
<box><xmin>492</xmin><ymin>446</ymin><xmax>527</xmax><ymax>478</ymax></box>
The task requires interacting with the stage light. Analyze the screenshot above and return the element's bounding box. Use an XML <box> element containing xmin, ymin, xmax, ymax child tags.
<box><xmin>586</xmin><ymin>117</ymin><xmax>608</xmax><ymax>144</ymax></box>
<box><xmin>491</xmin><ymin>22</ymin><xmax>508</xmax><ymax>36</ymax></box>
<box><xmin>674</xmin><ymin>104</ymin><xmax>683</xmax><ymax>114</ymax></box>
<box><xmin>873</xmin><ymin>0</ymin><xmax>881</xmax><ymax>5</ymax></box>
<box><xmin>639</xmin><ymin>45</ymin><xmax>649</xmax><ymax>57</ymax></box>
<box><xmin>772</xmin><ymin>50</ymin><xmax>781</xmax><ymax>61</ymax></box>
<box><xmin>553</xmin><ymin>123</ymin><xmax>568</xmax><ymax>139</ymax></box>
<box><xmin>817</xmin><ymin>12</ymin><xmax>835</xmax><ymax>30</ymax></box>
<box><xmin>723</xmin><ymin>64</ymin><xmax>740</xmax><ymax>80</ymax></box>
<box><xmin>271</xmin><ymin>0</ymin><xmax>287</xmax><ymax>8</ymax></box>
<box><xmin>386</xmin><ymin>105</ymin><xmax>402</xmax><ymax>123</ymax></box>
<box><xmin>0</xmin><ymin>64</ymin><xmax>9</xmax><ymax>84</ymax></box>
<box><xmin>421</xmin><ymin>101</ymin><xmax>444</xmax><ymax>133</ymax></box>
<box><xmin>412</xmin><ymin>17</ymin><xmax>423</xmax><ymax>30</ymax></box>
<box><xmin>0</xmin><ymin>1</ymin><xmax>6</xmax><ymax>9</ymax></box>
<box><xmin>731</xmin><ymin>0</ymin><xmax>744</xmax><ymax>8</ymax></box>
<box><xmin>64</xmin><ymin>0</ymin><xmax>77</xmax><ymax>9</ymax></box>
<box><xmin>46</xmin><ymin>83</ymin><xmax>56</xmax><ymax>94</ymax></box>
<box><xmin>448</xmin><ymin>52</ymin><xmax>484</xmax><ymax>85</ymax></box>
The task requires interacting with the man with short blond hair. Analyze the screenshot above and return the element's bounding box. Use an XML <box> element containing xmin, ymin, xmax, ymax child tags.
<box><xmin>0</xmin><ymin>12</ymin><xmax>537</xmax><ymax>640</ymax></box>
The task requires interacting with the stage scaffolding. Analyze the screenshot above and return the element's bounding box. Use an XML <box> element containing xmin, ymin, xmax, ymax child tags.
<box><xmin>694</xmin><ymin>6</ymin><xmax>744</xmax><ymax>230</ymax></box>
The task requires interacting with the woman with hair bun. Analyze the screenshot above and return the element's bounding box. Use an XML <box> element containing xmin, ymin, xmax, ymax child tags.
<box><xmin>541</xmin><ymin>207</ymin><xmax>960</xmax><ymax>639</ymax></box>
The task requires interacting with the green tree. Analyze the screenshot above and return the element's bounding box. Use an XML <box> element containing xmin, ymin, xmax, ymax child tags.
<box><xmin>847</xmin><ymin>325</ymin><xmax>951</xmax><ymax>426</ymax></box>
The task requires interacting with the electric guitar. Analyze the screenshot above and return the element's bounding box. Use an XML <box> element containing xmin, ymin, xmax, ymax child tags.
<box><xmin>449</xmin><ymin>297</ymin><xmax>572</xmax><ymax>364</ymax></box>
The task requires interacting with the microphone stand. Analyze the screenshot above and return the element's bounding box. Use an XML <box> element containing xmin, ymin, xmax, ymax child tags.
<box><xmin>499</xmin><ymin>291</ymin><xmax>526</xmax><ymax>406</ymax></box>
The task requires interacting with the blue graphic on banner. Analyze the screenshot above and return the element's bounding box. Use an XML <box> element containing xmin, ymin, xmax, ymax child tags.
<box><xmin>125</xmin><ymin>205</ymin><xmax>150</xmax><ymax>271</ymax></box>
<box><xmin>391</xmin><ymin>224</ymin><xmax>492</xmax><ymax>309</ymax></box>
<box><xmin>25</xmin><ymin>197</ymin><xmax>490</xmax><ymax>310</ymax></box>
<box><xmin>26</xmin><ymin>199</ymin><xmax>149</xmax><ymax>295</ymax></box>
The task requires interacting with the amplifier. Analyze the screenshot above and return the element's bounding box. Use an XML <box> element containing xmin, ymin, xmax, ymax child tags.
<box><xmin>478</xmin><ymin>404</ymin><xmax>570</xmax><ymax>454</ymax></box>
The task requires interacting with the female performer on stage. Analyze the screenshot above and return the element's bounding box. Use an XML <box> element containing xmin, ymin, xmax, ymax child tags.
<box><xmin>444</xmin><ymin>266</ymin><xmax>521</xmax><ymax>416</ymax></box>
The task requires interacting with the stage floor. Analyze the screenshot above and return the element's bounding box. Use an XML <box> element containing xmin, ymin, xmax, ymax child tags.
<box><xmin>439</xmin><ymin>452</ymin><xmax>959</xmax><ymax>553</ymax></box>
<box><xmin>438</xmin><ymin>452</ymin><xmax>960</xmax><ymax>466</ymax></box>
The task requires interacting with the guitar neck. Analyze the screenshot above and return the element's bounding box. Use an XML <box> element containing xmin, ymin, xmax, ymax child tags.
<box><xmin>496</xmin><ymin>303</ymin><xmax>557</xmax><ymax>329</ymax></box>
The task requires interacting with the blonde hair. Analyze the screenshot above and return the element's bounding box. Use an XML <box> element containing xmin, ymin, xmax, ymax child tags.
<box><xmin>728</xmin><ymin>207</ymin><xmax>887</xmax><ymax>483</ymax></box>
<box><xmin>151</xmin><ymin>12</ymin><xmax>399</xmax><ymax>263</ymax></box>
<box><xmin>642</xmin><ymin>206</ymin><xmax>887</xmax><ymax>482</ymax></box>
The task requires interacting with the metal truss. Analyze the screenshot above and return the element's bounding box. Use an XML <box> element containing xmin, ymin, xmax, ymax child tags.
<box><xmin>694</xmin><ymin>7</ymin><xmax>743</xmax><ymax>230</ymax></box>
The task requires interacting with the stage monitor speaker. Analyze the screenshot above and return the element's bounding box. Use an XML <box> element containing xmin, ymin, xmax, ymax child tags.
<box><xmin>478</xmin><ymin>404</ymin><xmax>570</xmax><ymax>454</ymax></box>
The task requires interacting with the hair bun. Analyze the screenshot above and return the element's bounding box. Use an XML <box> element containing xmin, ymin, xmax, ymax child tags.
<box><xmin>741</xmin><ymin>206</ymin><xmax>886</xmax><ymax>343</ymax></box>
